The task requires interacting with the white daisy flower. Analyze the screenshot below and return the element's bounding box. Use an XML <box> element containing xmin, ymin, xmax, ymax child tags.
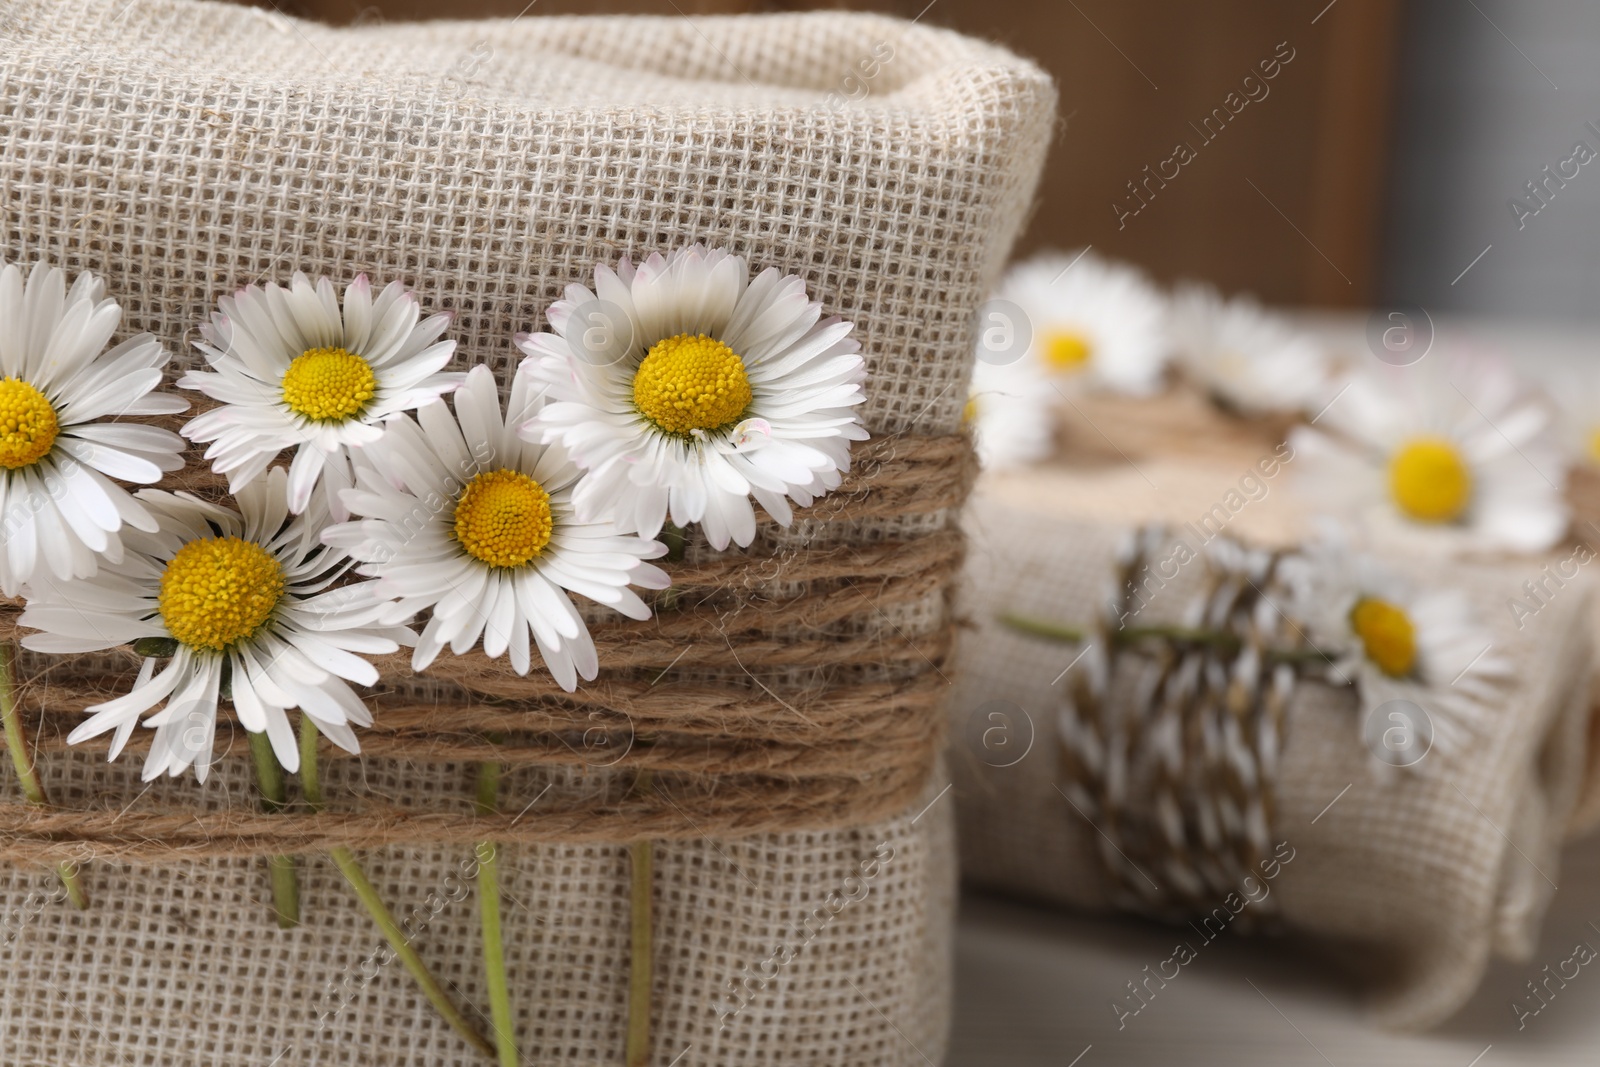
<box><xmin>1168</xmin><ymin>282</ymin><xmax>1332</xmax><ymax>416</ymax></box>
<box><xmin>1283</xmin><ymin>536</ymin><xmax>1510</xmax><ymax>759</ymax></box>
<box><xmin>517</xmin><ymin>245</ymin><xmax>869</xmax><ymax>550</ymax></box>
<box><xmin>0</xmin><ymin>259</ymin><xmax>188</xmax><ymax>594</ymax></box>
<box><xmin>179</xmin><ymin>272</ymin><xmax>463</xmax><ymax>519</ymax></box>
<box><xmin>995</xmin><ymin>249</ymin><xmax>1169</xmax><ymax>395</ymax></box>
<box><xmin>323</xmin><ymin>363</ymin><xmax>670</xmax><ymax>690</ymax></box>
<box><xmin>965</xmin><ymin>355</ymin><xmax>1056</xmax><ymax>470</ymax></box>
<box><xmin>18</xmin><ymin>468</ymin><xmax>405</xmax><ymax>783</ymax></box>
<box><xmin>1290</xmin><ymin>355</ymin><xmax>1568</xmax><ymax>554</ymax></box>
<box><xmin>1549</xmin><ymin>368</ymin><xmax>1600</xmax><ymax>473</ymax></box>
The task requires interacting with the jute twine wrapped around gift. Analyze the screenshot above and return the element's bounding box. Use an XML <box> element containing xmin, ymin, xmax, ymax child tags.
<box><xmin>0</xmin><ymin>2</ymin><xmax>1056</xmax><ymax>1063</ymax></box>
<box><xmin>950</xmin><ymin>485</ymin><xmax>1595</xmax><ymax>1032</ymax></box>
<box><xmin>0</xmin><ymin>433</ymin><xmax>974</xmax><ymax>859</ymax></box>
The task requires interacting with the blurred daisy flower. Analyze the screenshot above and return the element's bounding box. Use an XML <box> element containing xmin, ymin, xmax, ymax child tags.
<box><xmin>995</xmin><ymin>249</ymin><xmax>1169</xmax><ymax>395</ymax></box>
<box><xmin>1168</xmin><ymin>282</ymin><xmax>1332</xmax><ymax>416</ymax></box>
<box><xmin>19</xmin><ymin>469</ymin><xmax>406</xmax><ymax>782</ymax></box>
<box><xmin>518</xmin><ymin>245</ymin><xmax>868</xmax><ymax>550</ymax></box>
<box><xmin>324</xmin><ymin>364</ymin><xmax>669</xmax><ymax>690</ymax></box>
<box><xmin>1548</xmin><ymin>367</ymin><xmax>1600</xmax><ymax>474</ymax></box>
<box><xmin>965</xmin><ymin>355</ymin><xmax>1056</xmax><ymax>470</ymax></box>
<box><xmin>1290</xmin><ymin>356</ymin><xmax>1567</xmax><ymax>554</ymax></box>
<box><xmin>1284</xmin><ymin>535</ymin><xmax>1509</xmax><ymax>759</ymax></box>
<box><xmin>180</xmin><ymin>273</ymin><xmax>463</xmax><ymax>519</ymax></box>
<box><xmin>0</xmin><ymin>258</ymin><xmax>187</xmax><ymax>594</ymax></box>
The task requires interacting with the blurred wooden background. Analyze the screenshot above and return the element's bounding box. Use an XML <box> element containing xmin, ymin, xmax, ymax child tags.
<box><xmin>239</xmin><ymin>0</ymin><xmax>1403</xmax><ymax>308</ymax></box>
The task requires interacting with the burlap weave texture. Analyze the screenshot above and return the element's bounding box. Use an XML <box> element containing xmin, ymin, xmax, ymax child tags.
<box><xmin>1</xmin><ymin>0</ymin><xmax>1054</xmax><ymax>438</ymax></box>
<box><xmin>0</xmin><ymin>757</ymin><xmax>956</xmax><ymax>1067</ymax></box>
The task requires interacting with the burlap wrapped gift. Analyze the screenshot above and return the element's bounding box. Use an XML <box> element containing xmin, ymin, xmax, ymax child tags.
<box><xmin>0</xmin><ymin>2</ymin><xmax>1055</xmax><ymax>1063</ymax></box>
<box><xmin>950</xmin><ymin>400</ymin><xmax>1598</xmax><ymax>1031</ymax></box>
<box><xmin>997</xmin><ymin>385</ymin><xmax>1600</xmax><ymax>830</ymax></box>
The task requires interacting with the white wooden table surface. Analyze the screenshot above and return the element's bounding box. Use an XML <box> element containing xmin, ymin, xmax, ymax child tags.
<box><xmin>947</xmin><ymin>828</ymin><xmax>1600</xmax><ymax>1066</ymax></box>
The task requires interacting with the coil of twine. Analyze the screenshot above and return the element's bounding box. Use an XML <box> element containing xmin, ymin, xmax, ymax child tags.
<box><xmin>0</xmin><ymin>432</ymin><xmax>973</xmax><ymax>864</ymax></box>
<box><xmin>1058</xmin><ymin>526</ymin><xmax>1312</xmax><ymax>924</ymax></box>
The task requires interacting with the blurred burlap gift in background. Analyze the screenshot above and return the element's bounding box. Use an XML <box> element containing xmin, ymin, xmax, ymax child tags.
<box><xmin>949</xmin><ymin>386</ymin><xmax>1600</xmax><ymax>1031</ymax></box>
<box><xmin>0</xmin><ymin>1</ymin><xmax>1054</xmax><ymax>1063</ymax></box>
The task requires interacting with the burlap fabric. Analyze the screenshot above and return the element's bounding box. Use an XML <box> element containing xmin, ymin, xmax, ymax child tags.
<box><xmin>0</xmin><ymin>1</ymin><xmax>1056</xmax><ymax>1062</ymax></box>
<box><xmin>949</xmin><ymin>483</ymin><xmax>1595</xmax><ymax>1031</ymax></box>
<box><xmin>1</xmin><ymin>756</ymin><xmax>956</xmax><ymax>1067</ymax></box>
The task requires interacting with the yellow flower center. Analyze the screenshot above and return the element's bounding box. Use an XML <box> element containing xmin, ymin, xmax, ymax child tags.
<box><xmin>1348</xmin><ymin>597</ymin><xmax>1418</xmax><ymax>678</ymax></box>
<box><xmin>1587</xmin><ymin>427</ymin><xmax>1600</xmax><ymax>466</ymax></box>
<box><xmin>962</xmin><ymin>396</ymin><xmax>980</xmax><ymax>425</ymax></box>
<box><xmin>0</xmin><ymin>377</ymin><xmax>59</xmax><ymax>470</ymax></box>
<box><xmin>158</xmin><ymin>537</ymin><xmax>286</xmax><ymax>652</ymax></box>
<box><xmin>1041</xmin><ymin>328</ymin><xmax>1093</xmax><ymax>372</ymax></box>
<box><xmin>1388</xmin><ymin>437</ymin><xmax>1472</xmax><ymax>523</ymax></box>
<box><xmin>631</xmin><ymin>333</ymin><xmax>753</xmax><ymax>436</ymax></box>
<box><xmin>452</xmin><ymin>468</ymin><xmax>554</xmax><ymax>568</ymax></box>
<box><xmin>281</xmin><ymin>346</ymin><xmax>378</xmax><ymax>422</ymax></box>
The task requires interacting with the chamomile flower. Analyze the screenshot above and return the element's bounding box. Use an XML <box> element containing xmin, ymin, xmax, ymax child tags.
<box><xmin>1291</xmin><ymin>356</ymin><xmax>1567</xmax><ymax>554</ymax></box>
<box><xmin>995</xmin><ymin>250</ymin><xmax>1169</xmax><ymax>394</ymax></box>
<box><xmin>0</xmin><ymin>259</ymin><xmax>188</xmax><ymax>595</ymax></box>
<box><xmin>1168</xmin><ymin>282</ymin><xmax>1332</xmax><ymax>415</ymax></box>
<box><xmin>966</xmin><ymin>355</ymin><xmax>1056</xmax><ymax>470</ymax></box>
<box><xmin>323</xmin><ymin>364</ymin><xmax>670</xmax><ymax>689</ymax></box>
<box><xmin>517</xmin><ymin>245</ymin><xmax>868</xmax><ymax>550</ymax></box>
<box><xmin>1549</xmin><ymin>368</ymin><xmax>1600</xmax><ymax>473</ymax></box>
<box><xmin>180</xmin><ymin>273</ymin><xmax>463</xmax><ymax>519</ymax></box>
<box><xmin>18</xmin><ymin>469</ymin><xmax>405</xmax><ymax>782</ymax></box>
<box><xmin>1283</xmin><ymin>537</ymin><xmax>1509</xmax><ymax>758</ymax></box>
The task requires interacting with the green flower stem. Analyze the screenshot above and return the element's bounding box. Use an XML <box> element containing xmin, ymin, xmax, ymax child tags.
<box><xmin>1000</xmin><ymin>613</ymin><xmax>1331</xmax><ymax>665</ymax></box>
<box><xmin>1002</xmin><ymin>613</ymin><xmax>1242</xmax><ymax>647</ymax></box>
<box><xmin>657</xmin><ymin>522</ymin><xmax>687</xmax><ymax>613</ymax></box>
<box><xmin>298</xmin><ymin>718</ymin><xmax>495</xmax><ymax>1060</ymax></box>
<box><xmin>999</xmin><ymin>613</ymin><xmax>1089</xmax><ymax>644</ymax></box>
<box><xmin>660</xmin><ymin>521</ymin><xmax>688</xmax><ymax>563</ymax></box>
<box><xmin>247</xmin><ymin>729</ymin><xmax>299</xmax><ymax>928</ymax></box>
<box><xmin>626</xmin><ymin>839</ymin><xmax>654</xmax><ymax>1067</ymax></box>
<box><xmin>0</xmin><ymin>643</ymin><xmax>87</xmax><ymax>909</ymax></box>
<box><xmin>474</xmin><ymin>760</ymin><xmax>518</xmax><ymax>1067</ymax></box>
<box><xmin>625</xmin><ymin>770</ymin><xmax>654</xmax><ymax>1067</ymax></box>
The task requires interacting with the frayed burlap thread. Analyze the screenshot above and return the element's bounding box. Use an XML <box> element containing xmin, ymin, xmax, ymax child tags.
<box><xmin>0</xmin><ymin>1</ymin><xmax>1056</xmax><ymax>1063</ymax></box>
